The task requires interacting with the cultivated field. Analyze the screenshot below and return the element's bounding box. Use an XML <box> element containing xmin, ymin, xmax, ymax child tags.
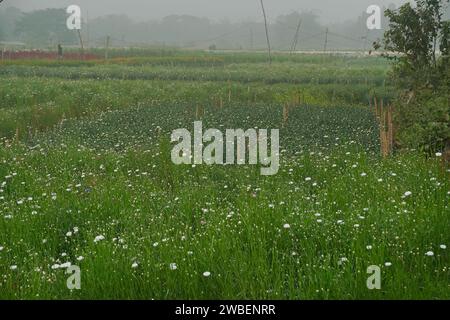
<box><xmin>0</xmin><ymin>51</ymin><xmax>448</xmax><ymax>299</ymax></box>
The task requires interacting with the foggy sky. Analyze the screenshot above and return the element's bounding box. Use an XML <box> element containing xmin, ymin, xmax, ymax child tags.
<box><xmin>5</xmin><ymin>0</ymin><xmax>409</xmax><ymax>23</ymax></box>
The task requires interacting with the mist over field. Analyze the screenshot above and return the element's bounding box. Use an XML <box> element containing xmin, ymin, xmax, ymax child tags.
<box><xmin>1</xmin><ymin>0</ymin><xmax>429</xmax><ymax>49</ymax></box>
<box><xmin>6</xmin><ymin>0</ymin><xmax>409</xmax><ymax>22</ymax></box>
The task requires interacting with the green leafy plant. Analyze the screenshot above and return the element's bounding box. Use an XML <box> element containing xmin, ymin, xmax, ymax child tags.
<box><xmin>377</xmin><ymin>0</ymin><xmax>450</xmax><ymax>155</ymax></box>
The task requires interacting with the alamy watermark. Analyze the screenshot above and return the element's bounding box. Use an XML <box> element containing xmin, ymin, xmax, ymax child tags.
<box><xmin>366</xmin><ymin>265</ymin><xmax>381</xmax><ymax>290</ymax></box>
<box><xmin>66</xmin><ymin>265</ymin><xmax>81</xmax><ymax>290</ymax></box>
<box><xmin>367</xmin><ymin>5</ymin><xmax>382</xmax><ymax>30</ymax></box>
<box><xmin>171</xmin><ymin>121</ymin><xmax>280</xmax><ymax>176</ymax></box>
<box><xmin>66</xmin><ymin>5</ymin><xmax>82</xmax><ymax>30</ymax></box>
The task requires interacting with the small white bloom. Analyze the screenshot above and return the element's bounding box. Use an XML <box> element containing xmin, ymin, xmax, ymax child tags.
<box><xmin>385</xmin><ymin>262</ymin><xmax>392</xmax><ymax>267</ymax></box>
<box><xmin>153</xmin><ymin>242</ymin><xmax>159</xmax><ymax>247</ymax></box>
<box><xmin>283</xmin><ymin>224</ymin><xmax>291</xmax><ymax>229</ymax></box>
<box><xmin>203</xmin><ymin>271</ymin><xmax>211</xmax><ymax>277</ymax></box>
<box><xmin>403</xmin><ymin>191</ymin><xmax>412</xmax><ymax>198</ymax></box>
<box><xmin>425</xmin><ymin>251</ymin><xmax>434</xmax><ymax>257</ymax></box>
<box><xmin>131</xmin><ymin>262</ymin><xmax>139</xmax><ymax>268</ymax></box>
<box><xmin>440</xmin><ymin>245</ymin><xmax>447</xmax><ymax>250</ymax></box>
<box><xmin>366</xmin><ymin>245</ymin><xmax>373</xmax><ymax>250</ymax></box>
<box><xmin>94</xmin><ymin>235</ymin><xmax>105</xmax><ymax>243</ymax></box>
<box><xmin>10</xmin><ymin>265</ymin><xmax>17</xmax><ymax>270</ymax></box>
<box><xmin>436</xmin><ymin>152</ymin><xmax>442</xmax><ymax>157</ymax></box>
<box><xmin>169</xmin><ymin>263</ymin><xmax>177</xmax><ymax>270</ymax></box>
<box><xmin>66</xmin><ymin>231</ymin><xmax>73</xmax><ymax>237</ymax></box>
<box><xmin>77</xmin><ymin>256</ymin><xmax>84</xmax><ymax>261</ymax></box>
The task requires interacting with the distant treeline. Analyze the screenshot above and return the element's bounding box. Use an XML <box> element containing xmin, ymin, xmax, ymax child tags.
<box><xmin>0</xmin><ymin>5</ymin><xmax>449</xmax><ymax>50</ymax></box>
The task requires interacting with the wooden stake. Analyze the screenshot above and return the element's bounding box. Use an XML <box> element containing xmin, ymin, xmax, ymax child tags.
<box><xmin>105</xmin><ymin>35</ymin><xmax>110</xmax><ymax>60</ymax></box>
<box><xmin>77</xmin><ymin>29</ymin><xmax>85</xmax><ymax>60</ymax></box>
<box><xmin>282</xmin><ymin>104</ymin><xmax>289</xmax><ymax>128</ymax></box>
<box><xmin>324</xmin><ymin>28</ymin><xmax>329</xmax><ymax>53</ymax></box>
<box><xmin>290</xmin><ymin>18</ymin><xmax>302</xmax><ymax>54</ymax></box>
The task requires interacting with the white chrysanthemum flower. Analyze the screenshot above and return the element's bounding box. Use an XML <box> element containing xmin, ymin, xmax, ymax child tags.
<box><xmin>10</xmin><ymin>265</ymin><xmax>17</xmax><ymax>270</ymax></box>
<box><xmin>169</xmin><ymin>263</ymin><xmax>177</xmax><ymax>270</ymax></box>
<box><xmin>425</xmin><ymin>251</ymin><xmax>434</xmax><ymax>257</ymax></box>
<box><xmin>94</xmin><ymin>235</ymin><xmax>105</xmax><ymax>243</ymax></box>
<box><xmin>131</xmin><ymin>262</ymin><xmax>139</xmax><ymax>268</ymax></box>
<box><xmin>440</xmin><ymin>245</ymin><xmax>447</xmax><ymax>250</ymax></box>
<box><xmin>203</xmin><ymin>271</ymin><xmax>211</xmax><ymax>277</ymax></box>
<box><xmin>403</xmin><ymin>191</ymin><xmax>412</xmax><ymax>198</ymax></box>
<box><xmin>283</xmin><ymin>224</ymin><xmax>291</xmax><ymax>229</ymax></box>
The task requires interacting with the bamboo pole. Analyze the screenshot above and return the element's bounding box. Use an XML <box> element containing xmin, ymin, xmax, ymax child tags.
<box><xmin>260</xmin><ymin>0</ymin><xmax>272</xmax><ymax>65</ymax></box>
<box><xmin>77</xmin><ymin>29</ymin><xmax>85</xmax><ymax>60</ymax></box>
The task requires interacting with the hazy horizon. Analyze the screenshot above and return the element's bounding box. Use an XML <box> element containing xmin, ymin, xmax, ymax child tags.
<box><xmin>5</xmin><ymin>0</ymin><xmax>409</xmax><ymax>23</ymax></box>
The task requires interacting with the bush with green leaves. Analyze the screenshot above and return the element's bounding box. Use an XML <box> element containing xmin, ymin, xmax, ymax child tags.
<box><xmin>378</xmin><ymin>0</ymin><xmax>450</xmax><ymax>155</ymax></box>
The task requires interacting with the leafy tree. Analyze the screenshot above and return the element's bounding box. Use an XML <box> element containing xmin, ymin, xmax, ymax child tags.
<box><xmin>377</xmin><ymin>0</ymin><xmax>450</xmax><ymax>155</ymax></box>
<box><xmin>15</xmin><ymin>8</ymin><xmax>77</xmax><ymax>47</ymax></box>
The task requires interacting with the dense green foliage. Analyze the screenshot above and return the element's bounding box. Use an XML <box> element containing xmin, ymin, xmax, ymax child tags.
<box><xmin>379</xmin><ymin>0</ymin><xmax>450</xmax><ymax>154</ymax></box>
<box><xmin>0</xmin><ymin>53</ymin><xmax>392</xmax><ymax>140</ymax></box>
<box><xmin>0</xmin><ymin>51</ymin><xmax>448</xmax><ymax>299</ymax></box>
